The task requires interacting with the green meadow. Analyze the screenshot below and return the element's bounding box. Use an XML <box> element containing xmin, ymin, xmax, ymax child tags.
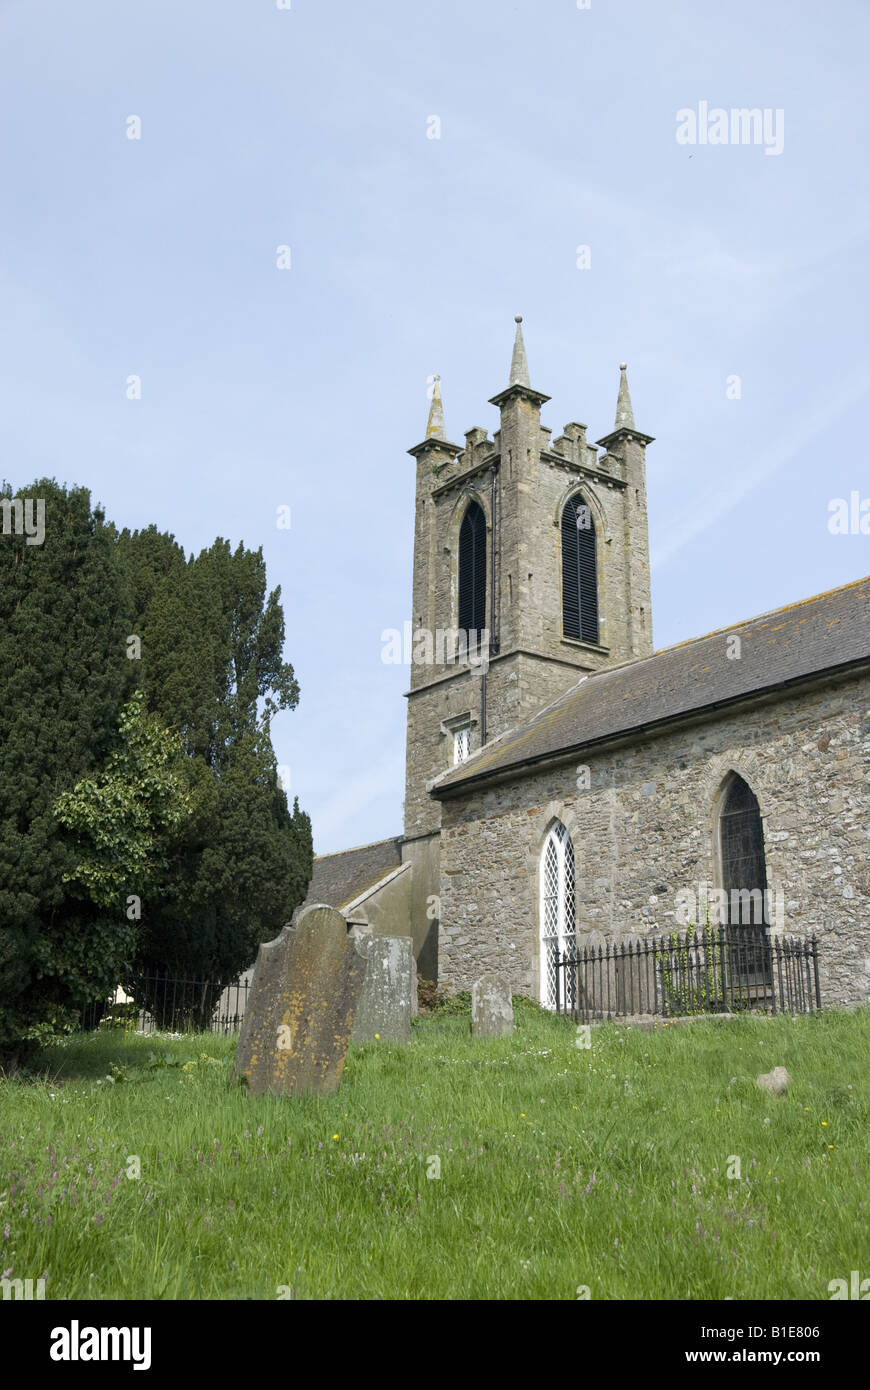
<box><xmin>1</xmin><ymin>1004</ymin><xmax>867</xmax><ymax>1300</ymax></box>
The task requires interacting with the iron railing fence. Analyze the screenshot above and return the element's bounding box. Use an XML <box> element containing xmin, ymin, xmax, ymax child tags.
<box><xmin>78</xmin><ymin>930</ymin><xmax>823</xmax><ymax>1033</ymax></box>
<box><xmin>79</xmin><ymin>971</ymin><xmax>251</xmax><ymax>1036</ymax></box>
<box><xmin>554</xmin><ymin>926</ymin><xmax>821</xmax><ymax>1021</ymax></box>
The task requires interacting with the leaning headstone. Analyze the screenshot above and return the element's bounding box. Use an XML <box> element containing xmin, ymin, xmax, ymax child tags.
<box><xmin>756</xmin><ymin>1066</ymin><xmax>791</xmax><ymax>1096</ymax></box>
<box><xmin>351</xmin><ymin>935</ymin><xmax>414</xmax><ymax>1044</ymax></box>
<box><xmin>471</xmin><ymin>975</ymin><xmax>514</xmax><ymax>1038</ymax></box>
<box><xmin>232</xmin><ymin>904</ymin><xmax>367</xmax><ymax>1096</ymax></box>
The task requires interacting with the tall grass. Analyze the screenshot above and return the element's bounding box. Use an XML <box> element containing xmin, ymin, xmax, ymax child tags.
<box><xmin>1</xmin><ymin>1006</ymin><xmax>866</xmax><ymax>1299</ymax></box>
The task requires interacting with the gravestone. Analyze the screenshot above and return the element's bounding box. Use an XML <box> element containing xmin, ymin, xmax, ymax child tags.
<box><xmin>471</xmin><ymin>975</ymin><xmax>514</xmax><ymax>1038</ymax></box>
<box><xmin>232</xmin><ymin>904</ymin><xmax>367</xmax><ymax>1096</ymax></box>
<box><xmin>351</xmin><ymin>935</ymin><xmax>414</xmax><ymax>1044</ymax></box>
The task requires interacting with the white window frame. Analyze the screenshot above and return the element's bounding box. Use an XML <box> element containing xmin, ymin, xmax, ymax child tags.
<box><xmin>453</xmin><ymin>726</ymin><xmax>471</xmax><ymax>765</ymax></box>
<box><xmin>539</xmin><ymin>821</ymin><xmax>576</xmax><ymax>1009</ymax></box>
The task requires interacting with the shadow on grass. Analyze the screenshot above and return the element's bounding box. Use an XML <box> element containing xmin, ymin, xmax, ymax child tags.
<box><xmin>26</xmin><ymin>1028</ymin><xmax>235</xmax><ymax>1084</ymax></box>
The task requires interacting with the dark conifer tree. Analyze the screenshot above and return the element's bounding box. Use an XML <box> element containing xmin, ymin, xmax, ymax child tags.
<box><xmin>123</xmin><ymin>534</ymin><xmax>313</xmax><ymax>994</ymax></box>
<box><xmin>0</xmin><ymin>491</ymin><xmax>313</xmax><ymax>1058</ymax></box>
<box><xmin>0</xmin><ymin>481</ymin><xmax>136</xmax><ymax>1067</ymax></box>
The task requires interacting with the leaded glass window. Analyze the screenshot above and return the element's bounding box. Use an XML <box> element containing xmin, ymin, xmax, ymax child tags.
<box><xmin>540</xmin><ymin>821</ymin><xmax>576</xmax><ymax>1008</ymax></box>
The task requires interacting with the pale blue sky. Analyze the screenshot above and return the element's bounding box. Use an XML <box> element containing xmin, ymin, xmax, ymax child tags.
<box><xmin>1</xmin><ymin>0</ymin><xmax>868</xmax><ymax>854</ymax></box>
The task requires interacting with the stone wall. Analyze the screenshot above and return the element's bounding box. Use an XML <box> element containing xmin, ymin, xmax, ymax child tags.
<box><xmin>344</xmin><ymin>863</ymin><xmax>412</xmax><ymax>942</ymax></box>
<box><xmin>400</xmin><ymin>831</ymin><xmax>441</xmax><ymax>980</ymax></box>
<box><xmin>437</xmin><ymin>670</ymin><xmax>870</xmax><ymax>1008</ymax></box>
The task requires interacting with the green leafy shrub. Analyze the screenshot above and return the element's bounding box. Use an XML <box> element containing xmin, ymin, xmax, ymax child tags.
<box><xmin>660</xmin><ymin>919</ymin><xmax>724</xmax><ymax>1016</ymax></box>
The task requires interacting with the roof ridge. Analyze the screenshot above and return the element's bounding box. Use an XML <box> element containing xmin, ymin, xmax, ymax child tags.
<box><xmin>576</xmin><ymin>573</ymin><xmax>870</xmax><ymax>687</ymax></box>
<box><xmin>653</xmin><ymin>572</ymin><xmax>870</xmax><ymax>657</ymax></box>
<box><xmin>313</xmin><ymin>834</ymin><xmax>402</xmax><ymax>862</ymax></box>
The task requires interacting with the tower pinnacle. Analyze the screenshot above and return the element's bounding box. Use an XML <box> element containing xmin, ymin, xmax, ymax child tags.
<box><xmin>489</xmin><ymin>313</ymin><xmax>550</xmax><ymax>410</ymax></box>
<box><xmin>614</xmin><ymin>362</ymin><xmax>635</xmax><ymax>430</ymax></box>
<box><xmin>426</xmin><ymin>374</ymin><xmax>446</xmax><ymax>440</ymax></box>
<box><xmin>596</xmin><ymin>362</ymin><xmax>653</xmax><ymax>451</ymax></box>
<box><xmin>509</xmin><ymin>314</ymin><xmax>530</xmax><ymax>388</ymax></box>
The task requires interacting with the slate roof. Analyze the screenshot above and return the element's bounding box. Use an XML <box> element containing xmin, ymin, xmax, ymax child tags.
<box><xmin>303</xmin><ymin>835</ymin><xmax>404</xmax><ymax>910</ymax></box>
<box><xmin>433</xmin><ymin>575</ymin><xmax>870</xmax><ymax>798</ymax></box>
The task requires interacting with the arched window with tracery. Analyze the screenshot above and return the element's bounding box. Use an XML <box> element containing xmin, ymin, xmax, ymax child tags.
<box><xmin>718</xmin><ymin>773</ymin><xmax>772</xmax><ymax>989</ymax></box>
<box><xmin>539</xmin><ymin>820</ymin><xmax>576</xmax><ymax>1008</ymax></box>
<box><xmin>561</xmin><ymin>493</ymin><xmax>599</xmax><ymax>643</ymax></box>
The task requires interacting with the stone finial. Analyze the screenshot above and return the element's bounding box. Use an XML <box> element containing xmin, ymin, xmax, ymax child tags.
<box><xmin>509</xmin><ymin>314</ymin><xmax>530</xmax><ymax>388</ymax></box>
<box><xmin>488</xmin><ymin>315</ymin><xmax>550</xmax><ymax>411</ymax></box>
<box><xmin>614</xmin><ymin>362</ymin><xmax>636</xmax><ymax>430</ymax></box>
<box><xmin>426</xmin><ymin>374</ymin><xmax>447</xmax><ymax>440</ymax></box>
<box><xmin>595</xmin><ymin>365</ymin><xmax>652</xmax><ymax>451</ymax></box>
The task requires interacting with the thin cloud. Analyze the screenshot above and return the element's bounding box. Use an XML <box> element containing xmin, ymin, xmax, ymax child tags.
<box><xmin>652</xmin><ymin>362</ymin><xmax>870</xmax><ymax>569</ymax></box>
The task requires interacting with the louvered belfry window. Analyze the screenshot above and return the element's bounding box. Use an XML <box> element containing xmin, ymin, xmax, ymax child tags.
<box><xmin>561</xmin><ymin>494</ymin><xmax>599</xmax><ymax>643</ymax></box>
<box><xmin>458</xmin><ymin>500</ymin><xmax>486</xmax><ymax>638</ymax></box>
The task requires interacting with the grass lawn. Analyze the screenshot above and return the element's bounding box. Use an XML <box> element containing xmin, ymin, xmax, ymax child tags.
<box><xmin>1</xmin><ymin>1004</ymin><xmax>867</xmax><ymax>1300</ymax></box>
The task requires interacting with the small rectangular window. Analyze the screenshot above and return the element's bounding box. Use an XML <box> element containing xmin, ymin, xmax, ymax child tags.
<box><xmin>453</xmin><ymin>728</ymin><xmax>471</xmax><ymax>765</ymax></box>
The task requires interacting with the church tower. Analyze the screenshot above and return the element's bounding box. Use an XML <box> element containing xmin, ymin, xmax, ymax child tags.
<box><xmin>400</xmin><ymin>320</ymin><xmax>654</xmax><ymax>976</ymax></box>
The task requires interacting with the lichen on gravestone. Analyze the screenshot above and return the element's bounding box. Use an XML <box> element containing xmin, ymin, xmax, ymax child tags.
<box><xmin>232</xmin><ymin>904</ymin><xmax>367</xmax><ymax>1096</ymax></box>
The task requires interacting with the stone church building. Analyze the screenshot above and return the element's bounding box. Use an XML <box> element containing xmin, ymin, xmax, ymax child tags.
<box><xmin>305</xmin><ymin>319</ymin><xmax>870</xmax><ymax>1008</ymax></box>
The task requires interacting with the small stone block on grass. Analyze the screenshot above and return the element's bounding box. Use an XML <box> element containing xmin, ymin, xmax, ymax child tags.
<box><xmin>756</xmin><ymin>1066</ymin><xmax>791</xmax><ymax>1096</ymax></box>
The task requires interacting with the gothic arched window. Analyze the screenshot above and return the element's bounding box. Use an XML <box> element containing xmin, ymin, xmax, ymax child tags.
<box><xmin>719</xmin><ymin>776</ymin><xmax>768</xmax><ymax>925</ymax></box>
<box><xmin>719</xmin><ymin>774</ymin><xmax>772</xmax><ymax>987</ymax></box>
<box><xmin>561</xmin><ymin>494</ymin><xmax>599</xmax><ymax>644</ymax></box>
<box><xmin>539</xmin><ymin>820</ymin><xmax>576</xmax><ymax>1008</ymax></box>
<box><xmin>458</xmin><ymin>500</ymin><xmax>486</xmax><ymax>637</ymax></box>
